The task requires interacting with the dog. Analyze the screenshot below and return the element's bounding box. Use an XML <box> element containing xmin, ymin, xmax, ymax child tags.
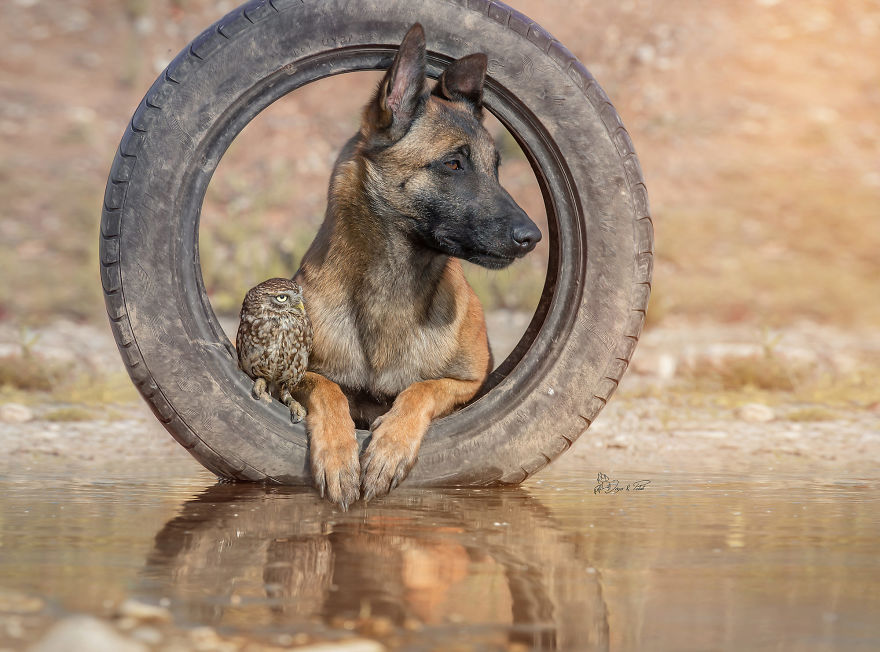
<box><xmin>291</xmin><ymin>23</ymin><xmax>541</xmax><ymax>508</ymax></box>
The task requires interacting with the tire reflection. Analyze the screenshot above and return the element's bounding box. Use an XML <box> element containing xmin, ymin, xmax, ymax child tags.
<box><xmin>144</xmin><ymin>485</ymin><xmax>608</xmax><ymax>650</ymax></box>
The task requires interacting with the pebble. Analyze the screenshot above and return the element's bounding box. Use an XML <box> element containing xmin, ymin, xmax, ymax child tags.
<box><xmin>131</xmin><ymin>626</ymin><xmax>162</xmax><ymax>645</ymax></box>
<box><xmin>736</xmin><ymin>403</ymin><xmax>776</xmax><ymax>423</ymax></box>
<box><xmin>691</xmin><ymin>430</ymin><xmax>729</xmax><ymax>439</ymax></box>
<box><xmin>293</xmin><ymin>640</ymin><xmax>387</xmax><ymax>652</ymax></box>
<box><xmin>357</xmin><ymin>616</ymin><xmax>394</xmax><ymax>637</ymax></box>
<box><xmin>0</xmin><ymin>403</ymin><xmax>34</xmax><ymax>424</ymax></box>
<box><xmin>116</xmin><ymin>599</ymin><xmax>172</xmax><ymax>623</ymax></box>
<box><xmin>657</xmin><ymin>353</ymin><xmax>677</xmax><ymax>380</ymax></box>
<box><xmin>28</xmin><ymin>616</ymin><xmax>146</xmax><ymax>652</ymax></box>
<box><xmin>635</xmin><ymin>43</ymin><xmax>656</xmax><ymax>64</ymax></box>
<box><xmin>0</xmin><ymin>590</ymin><xmax>44</xmax><ymax>614</ymax></box>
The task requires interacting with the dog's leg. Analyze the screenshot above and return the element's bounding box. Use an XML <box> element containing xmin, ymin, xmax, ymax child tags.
<box><xmin>361</xmin><ymin>377</ymin><xmax>483</xmax><ymax>501</ymax></box>
<box><xmin>291</xmin><ymin>371</ymin><xmax>361</xmax><ymax>509</ymax></box>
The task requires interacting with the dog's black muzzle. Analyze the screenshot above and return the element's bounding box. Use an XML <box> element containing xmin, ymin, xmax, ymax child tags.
<box><xmin>510</xmin><ymin>213</ymin><xmax>542</xmax><ymax>257</ymax></box>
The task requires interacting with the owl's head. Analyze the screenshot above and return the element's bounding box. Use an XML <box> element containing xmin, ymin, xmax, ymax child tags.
<box><xmin>244</xmin><ymin>278</ymin><xmax>306</xmax><ymax>315</ymax></box>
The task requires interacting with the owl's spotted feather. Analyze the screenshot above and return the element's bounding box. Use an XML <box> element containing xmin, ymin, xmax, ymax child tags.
<box><xmin>236</xmin><ymin>278</ymin><xmax>313</xmax><ymax>423</ymax></box>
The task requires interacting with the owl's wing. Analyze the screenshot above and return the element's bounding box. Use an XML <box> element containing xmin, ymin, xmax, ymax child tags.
<box><xmin>236</xmin><ymin>321</ymin><xmax>266</xmax><ymax>375</ymax></box>
<box><xmin>240</xmin><ymin>343</ymin><xmax>268</xmax><ymax>373</ymax></box>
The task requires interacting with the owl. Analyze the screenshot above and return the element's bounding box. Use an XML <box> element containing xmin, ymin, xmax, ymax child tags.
<box><xmin>236</xmin><ymin>278</ymin><xmax>313</xmax><ymax>423</ymax></box>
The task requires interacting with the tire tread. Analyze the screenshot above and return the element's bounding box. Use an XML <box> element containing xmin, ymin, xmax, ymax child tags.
<box><xmin>100</xmin><ymin>0</ymin><xmax>652</xmax><ymax>485</ymax></box>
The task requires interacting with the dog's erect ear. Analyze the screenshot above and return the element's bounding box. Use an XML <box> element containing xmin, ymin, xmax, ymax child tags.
<box><xmin>432</xmin><ymin>53</ymin><xmax>488</xmax><ymax>114</ymax></box>
<box><xmin>369</xmin><ymin>23</ymin><xmax>427</xmax><ymax>139</ymax></box>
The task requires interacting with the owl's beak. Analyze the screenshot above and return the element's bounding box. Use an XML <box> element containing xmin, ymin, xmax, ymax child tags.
<box><xmin>296</xmin><ymin>301</ymin><xmax>305</xmax><ymax>313</ymax></box>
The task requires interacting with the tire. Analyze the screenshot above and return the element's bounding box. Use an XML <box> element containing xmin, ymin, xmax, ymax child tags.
<box><xmin>100</xmin><ymin>0</ymin><xmax>653</xmax><ymax>486</ymax></box>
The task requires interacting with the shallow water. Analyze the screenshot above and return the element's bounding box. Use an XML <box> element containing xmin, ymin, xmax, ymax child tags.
<box><xmin>1</xmin><ymin>465</ymin><xmax>878</xmax><ymax>651</ymax></box>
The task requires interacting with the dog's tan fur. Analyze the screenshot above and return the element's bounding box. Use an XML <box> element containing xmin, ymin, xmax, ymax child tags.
<box><xmin>291</xmin><ymin>24</ymin><xmax>538</xmax><ymax>507</ymax></box>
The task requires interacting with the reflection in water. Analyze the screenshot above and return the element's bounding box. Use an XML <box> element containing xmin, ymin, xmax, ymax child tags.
<box><xmin>143</xmin><ymin>486</ymin><xmax>608</xmax><ymax>650</ymax></box>
<box><xmin>1</xmin><ymin>470</ymin><xmax>879</xmax><ymax>650</ymax></box>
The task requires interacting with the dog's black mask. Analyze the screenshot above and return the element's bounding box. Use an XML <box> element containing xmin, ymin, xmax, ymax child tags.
<box><xmin>361</xmin><ymin>24</ymin><xmax>541</xmax><ymax>269</ymax></box>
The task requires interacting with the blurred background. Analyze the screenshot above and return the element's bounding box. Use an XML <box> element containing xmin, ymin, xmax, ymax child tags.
<box><xmin>1</xmin><ymin>0</ymin><xmax>878</xmax><ymax>469</ymax></box>
<box><xmin>2</xmin><ymin>0</ymin><xmax>879</xmax><ymax>324</ymax></box>
<box><xmin>2</xmin><ymin>5</ymin><xmax>879</xmax><ymax>649</ymax></box>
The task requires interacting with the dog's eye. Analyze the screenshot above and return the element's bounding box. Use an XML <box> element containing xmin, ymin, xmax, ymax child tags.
<box><xmin>444</xmin><ymin>159</ymin><xmax>462</xmax><ymax>171</ymax></box>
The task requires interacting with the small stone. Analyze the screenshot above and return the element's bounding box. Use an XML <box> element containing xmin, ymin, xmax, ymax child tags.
<box><xmin>357</xmin><ymin>616</ymin><xmax>394</xmax><ymax>637</ymax></box>
<box><xmin>116</xmin><ymin>599</ymin><xmax>171</xmax><ymax>623</ymax></box>
<box><xmin>691</xmin><ymin>430</ymin><xmax>729</xmax><ymax>440</ymax></box>
<box><xmin>131</xmin><ymin>626</ymin><xmax>162</xmax><ymax>645</ymax></box>
<box><xmin>657</xmin><ymin>353</ymin><xmax>677</xmax><ymax>380</ymax></box>
<box><xmin>0</xmin><ymin>403</ymin><xmax>34</xmax><ymax>423</ymax></box>
<box><xmin>635</xmin><ymin>44</ymin><xmax>656</xmax><ymax>64</ymax></box>
<box><xmin>736</xmin><ymin>403</ymin><xmax>775</xmax><ymax>423</ymax></box>
<box><xmin>292</xmin><ymin>640</ymin><xmax>386</xmax><ymax>652</ymax></box>
<box><xmin>67</xmin><ymin>106</ymin><xmax>96</xmax><ymax>125</ymax></box>
<box><xmin>153</xmin><ymin>57</ymin><xmax>172</xmax><ymax>74</ymax></box>
<box><xmin>6</xmin><ymin>615</ymin><xmax>25</xmax><ymax>638</ymax></box>
<box><xmin>133</xmin><ymin>16</ymin><xmax>154</xmax><ymax>36</ymax></box>
<box><xmin>28</xmin><ymin>616</ymin><xmax>146</xmax><ymax>652</ymax></box>
<box><xmin>0</xmin><ymin>590</ymin><xmax>44</xmax><ymax>614</ymax></box>
<box><xmin>189</xmin><ymin>626</ymin><xmax>219</xmax><ymax>644</ymax></box>
<box><xmin>402</xmin><ymin>618</ymin><xmax>423</xmax><ymax>632</ymax></box>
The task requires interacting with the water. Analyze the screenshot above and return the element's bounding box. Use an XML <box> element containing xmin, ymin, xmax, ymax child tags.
<box><xmin>1</xmin><ymin>466</ymin><xmax>878</xmax><ymax>651</ymax></box>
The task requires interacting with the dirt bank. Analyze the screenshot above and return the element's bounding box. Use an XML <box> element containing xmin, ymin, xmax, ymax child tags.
<box><xmin>2</xmin><ymin>319</ymin><xmax>877</xmax><ymax>478</ymax></box>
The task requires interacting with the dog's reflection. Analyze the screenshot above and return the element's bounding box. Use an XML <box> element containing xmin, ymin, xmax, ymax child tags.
<box><xmin>144</xmin><ymin>485</ymin><xmax>608</xmax><ymax>650</ymax></box>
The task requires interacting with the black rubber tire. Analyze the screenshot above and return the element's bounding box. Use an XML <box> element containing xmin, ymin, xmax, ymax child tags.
<box><xmin>100</xmin><ymin>0</ymin><xmax>653</xmax><ymax>486</ymax></box>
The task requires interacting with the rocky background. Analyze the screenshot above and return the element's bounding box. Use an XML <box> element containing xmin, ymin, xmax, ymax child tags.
<box><xmin>1</xmin><ymin>3</ymin><xmax>879</xmax><ymax>650</ymax></box>
<box><xmin>1</xmin><ymin>0</ymin><xmax>879</xmax><ymax>472</ymax></box>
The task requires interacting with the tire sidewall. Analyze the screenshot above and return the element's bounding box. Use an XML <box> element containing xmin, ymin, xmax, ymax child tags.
<box><xmin>102</xmin><ymin>0</ymin><xmax>650</xmax><ymax>485</ymax></box>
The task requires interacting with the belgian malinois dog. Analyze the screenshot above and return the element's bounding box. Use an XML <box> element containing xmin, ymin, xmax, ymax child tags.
<box><xmin>292</xmin><ymin>24</ymin><xmax>541</xmax><ymax>508</ymax></box>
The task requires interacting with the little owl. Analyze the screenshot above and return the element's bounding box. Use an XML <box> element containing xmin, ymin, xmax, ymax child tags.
<box><xmin>236</xmin><ymin>278</ymin><xmax>313</xmax><ymax>423</ymax></box>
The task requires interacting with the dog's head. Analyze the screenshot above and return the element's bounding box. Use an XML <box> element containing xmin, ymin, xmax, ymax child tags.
<box><xmin>357</xmin><ymin>24</ymin><xmax>541</xmax><ymax>269</ymax></box>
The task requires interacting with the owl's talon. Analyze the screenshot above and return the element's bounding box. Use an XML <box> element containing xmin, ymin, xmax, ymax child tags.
<box><xmin>280</xmin><ymin>390</ymin><xmax>307</xmax><ymax>423</ymax></box>
<box><xmin>289</xmin><ymin>401</ymin><xmax>307</xmax><ymax>424</ymax></box>
<box><xmin>251</xmin><ymin>378</ymin><xmax>269</xmax><ymax>401</ymax></box>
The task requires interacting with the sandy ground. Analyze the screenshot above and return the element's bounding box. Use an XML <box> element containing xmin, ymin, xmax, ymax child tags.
<box><xmin>1</xmin><ymin>318</ymin><xmax>878</xmax><ymax>479</ymax></box>
<box><xmin>1</xmin><ymin>0</ymin><xmax>878</xmax><ymax>479</ymax></box>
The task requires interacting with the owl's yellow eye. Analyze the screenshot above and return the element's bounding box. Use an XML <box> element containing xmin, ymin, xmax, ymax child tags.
<box><xmin>274</xmin><ymin>294</ymin><xmax>288</xmax><ymax>303</ymax></box>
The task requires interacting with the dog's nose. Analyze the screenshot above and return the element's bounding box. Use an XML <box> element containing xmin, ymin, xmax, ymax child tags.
<box><xmin>512</xmin><ymin>221</ymin><xmax>542</xmax><ymax>253</ymax></box>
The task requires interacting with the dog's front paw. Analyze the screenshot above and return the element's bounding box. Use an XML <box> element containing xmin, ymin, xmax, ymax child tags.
<box><xmin>360</xmin><ymin>414</ymin><xmax>425</xmax><ymax>501</ymax></box>
<box><xmin>308</xmin><ymin>415</ymin><xmax>361</xmax><ymax>510</ymax></box>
